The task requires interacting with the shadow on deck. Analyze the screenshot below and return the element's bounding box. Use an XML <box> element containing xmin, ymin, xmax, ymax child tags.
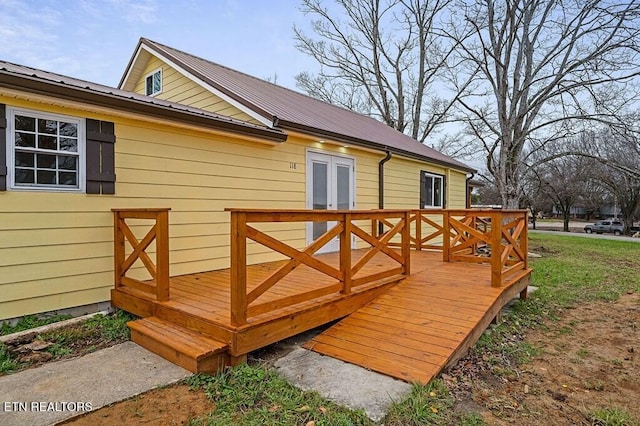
<box><xmin>111</xmin><ymin>208</ymin><xmax>531</xmax><ymax>384</ymax></box>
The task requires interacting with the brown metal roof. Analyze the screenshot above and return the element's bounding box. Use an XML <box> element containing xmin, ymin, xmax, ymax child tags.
<box><xmin>0</xmin><ymin>60</ymin><xmax>287</xmax><ymax>143</ymax></box>
<box><xmin>133</xmin><ymin>38</ymin><xmax>474</xmax><ymax>172</ymax></box>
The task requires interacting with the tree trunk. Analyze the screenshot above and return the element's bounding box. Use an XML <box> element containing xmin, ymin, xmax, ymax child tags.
<box><xmin>563</xmin><ymin>211</ymin><xmax>571</xmax><ymax>232</ymax></box>
<box><xmin>502</xmin><ymin>191</ymin><xmax>520</xmax><ymax>210</ymax></box>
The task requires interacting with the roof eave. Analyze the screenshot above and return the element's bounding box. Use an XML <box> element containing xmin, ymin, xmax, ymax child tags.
<box><xmin>278</xmin><ymin>120</ymin><xmax>476</xmax><ymax>173</ymax></box>
<box><xmin>0</xmin><ymin>71</ymin><xmax>287</xmax><ymax>144</ymax></box>
<box><xmin>118</xmin><ymin>38</ymin><xmax>145</xmax><ymax>90</ymax></box>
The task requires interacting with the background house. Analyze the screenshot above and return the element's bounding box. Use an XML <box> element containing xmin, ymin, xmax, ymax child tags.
<box><xmin>0</xmin><ymin>38</ymin><xmax>474</xmax><ymax>322</ymax></box>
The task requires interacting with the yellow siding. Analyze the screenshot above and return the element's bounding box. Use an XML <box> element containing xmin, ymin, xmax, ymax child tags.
<box><xmin>0</xmin><ymin>96</ymin><xmax>468</xmax><ymax>320</ymax></box>
<box><xmin>384</xmin><ymin>156</ymin><xmax>467</xmax><ymax>209</ymax></box>
<box><xmin>132</xmin><ymin>56</ymin><xmax>262</xmax><ymax>125</ymax></box>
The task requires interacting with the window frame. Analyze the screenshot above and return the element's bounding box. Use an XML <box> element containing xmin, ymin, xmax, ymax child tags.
<box><xmin>7</xmin><ymin>107</ymin><xmax>86</xmax><ymax>192</ymax></box>
<box><xmin>420</xmin><ymin>171</ymin><xmax>445</xmax><ymax>209</ymax></box>
<box><xmin>144</xmin><ymin>68</ymin><xmax>163</xmax><ymax>97</ymax></box>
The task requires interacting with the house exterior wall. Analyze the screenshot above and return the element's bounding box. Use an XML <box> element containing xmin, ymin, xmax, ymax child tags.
<box><xmin>0</xmin><ymin>95</ymin><xmax>467</xmax><ymax>320</ymax></box>
<box><xmin>383</xmin><ymin>156</ymin><xmax>466</xmax><ymax>209</ymax></box>
<box><xmin>132</xmin><ymin>56</ymin><xmax>262</xmax><ymax>125</ymax></box>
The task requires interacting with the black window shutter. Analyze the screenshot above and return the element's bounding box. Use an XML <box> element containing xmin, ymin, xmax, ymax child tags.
<box><xmin>0</xmin><ymin>104</ymin><xmax>6</xmax><ymax>191</ymax></box>
<box><xmin>85</xmin><ymin>119</ymin><xmax>116</xmax><ymax>194</ymax></box>
<box><xmin>419</xmin><ymin>171</ymin><xmax>426</xmax><ymax>208</ymax></box>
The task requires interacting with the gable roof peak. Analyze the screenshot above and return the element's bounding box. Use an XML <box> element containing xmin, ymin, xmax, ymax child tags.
<box><xmin>122</xmin><ymin>37</ymin><xmax>474</xmax><ymax>172</ymax></box>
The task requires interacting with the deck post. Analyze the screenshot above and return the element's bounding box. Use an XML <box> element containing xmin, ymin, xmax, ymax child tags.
<box><xmin>341</xmin><ymin>213</ymin><xmax>352</xmax><ymax>294</ymax></box>
<box><xmin>113</xmin><ymin>211</ymin><xmax>125</xmax><ymax>290</ymax></box>
<box><xmin>490</xmin><ymin>211</ymin><xmax>502</xmax><ymax>287</ymax></box>
<box><xmin>522</xmin><ymin>211</ymin><xmax>529</xmax><ymax>270</ymax></box>
<box><xmin>471</xmin><ymin>215</ymin><xmax>478</xmax><ymax>255</ymax></box>
<box><xmin>155</xmin><ymin>210</ymin><xmax>170</xmax><ymax>301</ymax></box>
<box><xmin>442</xmin><ymin>210</ymin><xmax>451</xmax><ymax>262</ymax></box>
<box><xmin>415</xmin><ymin>210</ymin><xmax>422</xmax><ymax>251</ymax></box>
<box><xmin>230</xmin><ymin>211</ymin><xmax>248</xmax><ymax>326</ymax></box>
<box><xmin>401</xmin><ymin>211</ymin><xmax>411</xmax><ymax>275</ymax></box>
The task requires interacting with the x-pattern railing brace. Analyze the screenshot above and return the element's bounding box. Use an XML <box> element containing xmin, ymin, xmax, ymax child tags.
<box><xmin>245</xmin><ymin>222</ymin><xmax>343</xmax><ymax>304</ymax></box>
<box><xmin>351</xmin><ymin>220</ymin><xmax>404</xmax><ymax>275</ymax></box>
<box><xmin>119</xmin><ymin>221</ymin><xmax>158</xmax><ymax>279</ymax></box>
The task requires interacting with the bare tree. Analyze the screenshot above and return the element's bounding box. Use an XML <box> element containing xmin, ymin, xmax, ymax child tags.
<box><xmin>576</xmin><ymin>180</ymin><xmax>610</xmax><ymax>221</ymax></box>
<box><xmin>535</xmin><ymin>155</ymin><xmax>597</xmax><ymax>232</ymax></box>
<box><xmin>519</xmin><ymin>168</ymin><xmax>553</xmax><ymax>229</ymax></box>
<box><xmin>445</xmin><ymin>0</ymin><xmax>640</xmax><ymax>208</ymax></box>
<box><xmin>476</xmin><ymin>176</ymin><xmax>503</xmax><ymax>205</ymax></box>
<box><xmin>294</xmin><ymin>0</ymin><xmax>474</xmax><ymax>154</ymax></box>
<box><xmin>592</xmin><ymin>130</ymin><xmax>640</xmax><ymax>233</ymax></box>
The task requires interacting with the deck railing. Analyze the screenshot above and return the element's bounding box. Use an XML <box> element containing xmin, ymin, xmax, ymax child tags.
<box><xmin>111</xmin><ymin>207</ymin><xmax>527</xmax><ymax>323</ymax></box>
<box><xmin>227</xmin><ymin>209</ymin><xmax>411</xmax><ymax>326</ymax></box>
<box><xmin>443</xmin><ymin>209</ymin><xmax>528</xmax><ymax>286</ymax></box>
<box><xmin>381</xmin><ymin>209</ymin><xmax>528</xmax><ymax>286</ymax></box>
<box><xmin>112</xmin><ymin>208</ymin><xmax>170</xmax><ymax>301</ymax></box>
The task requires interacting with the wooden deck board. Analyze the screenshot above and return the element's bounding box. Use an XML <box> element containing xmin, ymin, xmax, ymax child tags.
<box><xmin>304</xmin><ymin>254</ymin><xmax>530</xmax><ymax>384</ymax></box>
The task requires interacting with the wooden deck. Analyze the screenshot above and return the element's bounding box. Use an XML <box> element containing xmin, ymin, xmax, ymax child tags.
<box><xmin>113</xmin><ymin>248</ymin><xmax>409</xmax><ymax>356</ymax></box>
<box><xmin>111</xmin><ymin>208</ymin><xmax>531</xmax><ymax>382</ymax></box>
<box><xmin>305</xmin><ymin>253</ymin><xmax>530</xmax><ymax>384</ymax></box>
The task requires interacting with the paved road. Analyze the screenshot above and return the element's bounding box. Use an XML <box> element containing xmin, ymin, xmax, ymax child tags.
<box><xmin>529</xmin><ymin>228</ymin><xmax>640</xmax><ymax>243</ymax></box>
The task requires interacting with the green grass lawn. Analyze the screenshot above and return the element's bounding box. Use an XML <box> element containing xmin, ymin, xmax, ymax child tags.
<box><xmin>529</xmin><ymin>233</ymin><xmax>640</xmax><ymax>307</ymax></box>
<box><xmin>0</xmin><ymin>314</ymin><xmax>73</xmax><ymax>336</ymax></box>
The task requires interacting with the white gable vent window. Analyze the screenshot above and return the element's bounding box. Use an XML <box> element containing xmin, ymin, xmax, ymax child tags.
<box><xmin>145</xmin><ymin>68</ymin><xmax>162</xmax><ymax>96</ymax></box>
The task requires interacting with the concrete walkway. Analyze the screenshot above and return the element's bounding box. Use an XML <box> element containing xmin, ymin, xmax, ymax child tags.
<box><xmin>274</xmin><ymin>348</ymin><xmax>411</xmax><ymax>422</ymax></box>
<box><xmin>0</xmin><ymin>342</ymin><xmax>190</xmax><ymax>426</ymax></box>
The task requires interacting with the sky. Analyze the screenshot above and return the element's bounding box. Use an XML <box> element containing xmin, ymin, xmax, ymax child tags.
<box><xmin>0</xmin><ymin>0</ymin><xmax>319</xmax><ymax>90</ymax></box>
<box><xmin>0</xmin><ymin>0</ymin><xmax>482</xmax><ymax>168</ymax></box>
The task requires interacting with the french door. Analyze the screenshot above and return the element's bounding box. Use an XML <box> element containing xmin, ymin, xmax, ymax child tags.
<box><xmin>306</xmin><ymin>152</ymin><xmax>355</xmax><ymax>253</ymax></box>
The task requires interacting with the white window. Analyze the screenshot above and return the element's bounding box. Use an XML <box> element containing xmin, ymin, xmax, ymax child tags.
<box><xmin>8</xmin><ymin>108</ymin><xmax>84</xmax><ymax>191</ymax></box>
<box><xmin>145</xmin><ymin>68</ymin><xmax>162</xmax><ymax>96</ymax></box>
<box><xmin>420</xmin><ymin>171</ymin><xmax>444</xmax><ymax>208</ymax></box>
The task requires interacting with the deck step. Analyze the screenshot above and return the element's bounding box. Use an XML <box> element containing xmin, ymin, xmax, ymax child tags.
<box><xmin>128</xmin><ymin>316</ymin><xmax>230</xmax><ymax>374</ymax></box>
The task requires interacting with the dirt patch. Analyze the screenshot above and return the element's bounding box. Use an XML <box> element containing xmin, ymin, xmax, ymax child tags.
<box><xmin>460</xmin><ymin>293</ymin><xmax>640</xmax><ymax>425</ymax></box>
<box><xmin>4</xmin><ymin>325</ymin><xmax>126</xmax><ymax>369</ymax></box>
<box><xmin>60</xmin><ymin>384</ymin><xmax>214</xmax><ymax>426</ymax></box>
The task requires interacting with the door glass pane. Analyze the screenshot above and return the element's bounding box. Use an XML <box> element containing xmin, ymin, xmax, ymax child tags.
<box><xmin>336</xmin><ymin>165</ymin><xmax>350</xmax><ymax>210</ymax></box>
<box><xmin>434</xmin><ymin>177</ymin><xmax>442</xmax><ymax>207</ymax></box>
<box><xmin>312</xmin><ymin>162</ymin><xmax>328</xmax><ymax>240</ymax></box>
